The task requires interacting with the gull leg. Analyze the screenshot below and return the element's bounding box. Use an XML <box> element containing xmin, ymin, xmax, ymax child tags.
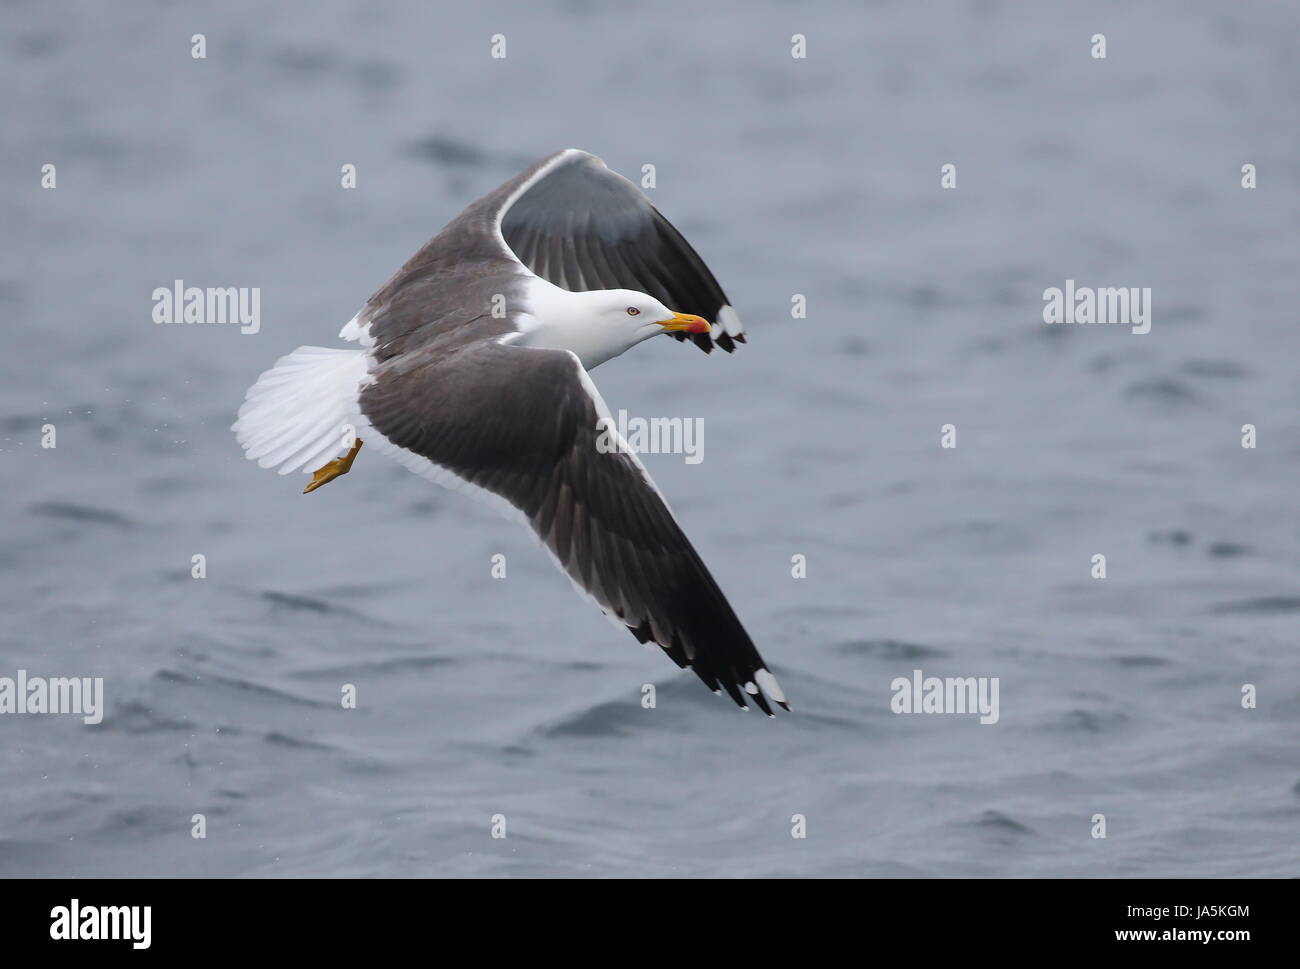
<box><xmin>303</xmin><ymin>438</ymin><xmax>363</xmax><ymax>494</ymax></box>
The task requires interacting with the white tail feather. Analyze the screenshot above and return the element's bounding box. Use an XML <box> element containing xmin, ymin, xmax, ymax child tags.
<box><xmin>232</xmin><ymin>346</ymin><xmax>369</xmax><ymax>475</ymax></box>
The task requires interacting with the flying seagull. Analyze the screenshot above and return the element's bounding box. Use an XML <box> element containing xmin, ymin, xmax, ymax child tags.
<box><xmin>232</xmin><ymin>148</ymin><xmax>788</xmax><ymax>714</ymax></box>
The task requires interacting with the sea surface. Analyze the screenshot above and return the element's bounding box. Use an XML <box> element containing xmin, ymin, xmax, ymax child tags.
<box><xmin>2</xmin><ymin>0</ymin><xmax>1299</xmax><ymax>877</ymax></box>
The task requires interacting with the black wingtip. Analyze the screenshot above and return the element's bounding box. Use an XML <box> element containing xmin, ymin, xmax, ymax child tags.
<box><xmin>720</xmin><ymin>679</ymin><xmax>746</xmax><ymax>708</ymax></box>
<box><xmin>675</xmin><ymin>328</ymin><xmax>744</xmax><ymax>354</ymax></box>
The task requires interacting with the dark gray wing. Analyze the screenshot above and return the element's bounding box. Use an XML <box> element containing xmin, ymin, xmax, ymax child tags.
<box><xmin>497</xmin><ymin>150</ymin><xmax>746</xmax><ymax>354</ymax></box>
<box><xmin>359</xmin><ymin>340</ymin><xmax>787</xmax><ymax>714</ymax></box>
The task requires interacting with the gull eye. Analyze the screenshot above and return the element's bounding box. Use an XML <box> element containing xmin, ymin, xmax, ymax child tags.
<box><xmin>626</xmin><ymin>307</ymin><xmax>640</xmax><ymax>316</ymax></box>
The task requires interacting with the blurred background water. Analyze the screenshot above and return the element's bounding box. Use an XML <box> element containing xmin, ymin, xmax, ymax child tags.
<box><xmin>2</xmin><ymin>0</ymin><xmax>1298</xmax><ymax>877</ymax></box>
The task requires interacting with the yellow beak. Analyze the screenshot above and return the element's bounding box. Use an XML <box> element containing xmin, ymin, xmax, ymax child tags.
<box><xmin>657</xmin><ymin>312</ymin><xmax>712</xmax><ymax>335</ymax></box>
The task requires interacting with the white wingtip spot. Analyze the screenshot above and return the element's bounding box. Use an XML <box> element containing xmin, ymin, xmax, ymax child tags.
<box><xmin>717</xmin><ymin>304</ymin><xmax>743</xmax><ymax>337</ymax></box>
<box><xmin>743</xmin><ymin>681</ymin><xmax>759</xmax><ymax>695</ymax></box>
<box><xmin>755</xmin><ymin>668</ymin><xmax>786</xmax><ymax>704</ymax></box>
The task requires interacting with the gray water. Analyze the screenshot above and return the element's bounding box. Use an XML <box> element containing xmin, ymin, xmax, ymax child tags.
<box><xmin>2</xmin><ymin>0</ymin><xmax>1299</xmax><ymax>877</ymax></box>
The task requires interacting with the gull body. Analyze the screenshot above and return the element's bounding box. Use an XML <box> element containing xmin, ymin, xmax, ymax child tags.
<box><xmin>232</xmin><ymin>149</ymin><xmax>787</xmax><ymax>714</ymax></box>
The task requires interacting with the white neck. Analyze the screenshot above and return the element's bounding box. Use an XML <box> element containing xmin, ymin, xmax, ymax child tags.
<box><xmin>511</xmin><ymin>278</ymin><xmax>653</xmax><ymax>370</ymax></box>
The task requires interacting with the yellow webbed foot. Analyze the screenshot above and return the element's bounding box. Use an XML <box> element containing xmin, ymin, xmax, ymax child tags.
<box><xmin>303</xmin><ymin>437</ymin><xmax>363</xmax><ymax>494</ymax></box>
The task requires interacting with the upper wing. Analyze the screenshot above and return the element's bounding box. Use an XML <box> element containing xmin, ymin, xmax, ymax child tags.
<box><xmin>495</xmin><ymin>149</ymin><xmax>746</xmax><ymax>354</ymax></box>
<box><xmin>357</xmin><ymin>339</ymin><xmax>787</xmax><ymax>714</ymax></box>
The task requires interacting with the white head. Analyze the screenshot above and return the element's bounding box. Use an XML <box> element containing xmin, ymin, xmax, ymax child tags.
<box><xmin>519</xmin><ymin>281</ymin><xmax>712</xmax><ymax>370</ymax></box>
<box><xmin>587</xmin><ymin>288</ymin><xmax>711</xmax><ymax>339</ymax></box>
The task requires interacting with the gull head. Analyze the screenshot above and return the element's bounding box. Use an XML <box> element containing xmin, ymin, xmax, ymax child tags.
<box><xmin>518</xmin><ymin>282</ymin><xmax>712</xmax><ymax>369</ymax></box>
<box><xmin>584</xmin><ymin>288</ymin><xmax>711</xmax><ymax>340</ymax></box>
